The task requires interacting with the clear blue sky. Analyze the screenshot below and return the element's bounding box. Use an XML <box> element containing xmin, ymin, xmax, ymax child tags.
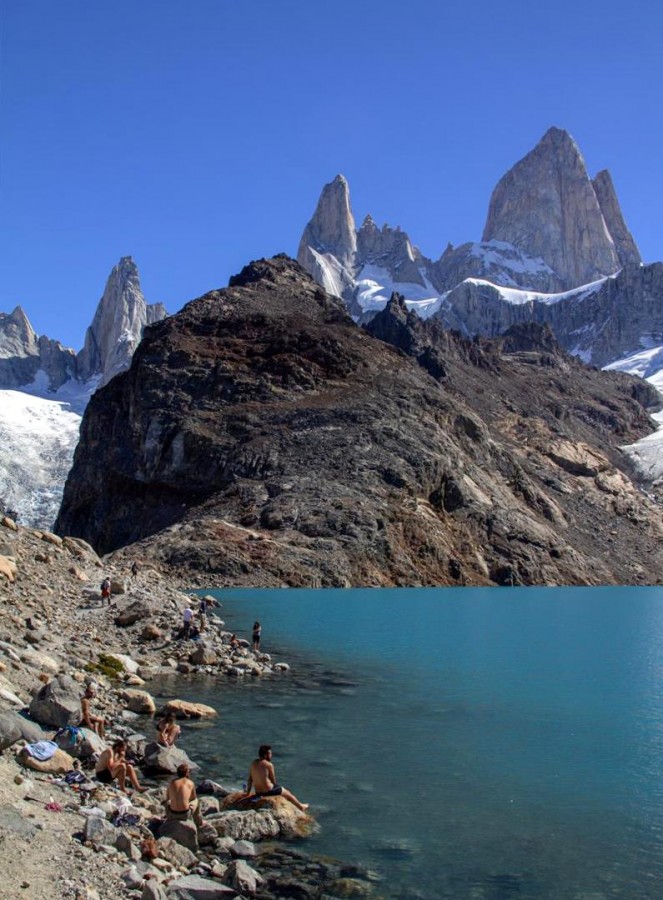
<box><xmin>1</xmin><ymin>0</ymin><xmax>661</xmax><ymax>349</ymax></box>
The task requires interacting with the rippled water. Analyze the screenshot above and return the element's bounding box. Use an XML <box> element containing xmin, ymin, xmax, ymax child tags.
<box><xmin>150</xmin><ymin>586</ymin><xmax>663</xmax><ymax>899</ymax></box>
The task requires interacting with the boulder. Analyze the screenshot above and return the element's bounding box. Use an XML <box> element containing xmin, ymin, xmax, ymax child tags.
<box><xmin>18</xmin><ymin>747</ymin><xmax>74</xmax><ymax>774</ymax></box>
<box><xmin>198</xmin><ymin>796</ymin><xmax>220</xmax><ymax>816</ymax></box>
<box><xmin>1</xmin><ymin>516</ymin><xmax>18</xmax><ymax>531</ymax></box>
<box><xmin>0</xmin><ymin>713</ymin><xmax>22</xmax><ymax>750</ymax></box>
<box><xmin>29</xmin><ymin>674</ymin><xmax>82</xmax><ymax>727</ymax></box>
<box><xmin>141</xmin><ymin>624</ymin><xmax>163</xmax><ymax>641</ymax></box>
<box><xmin>223</xmin><ymin>859</ymin><xmax>263</xmax><ymax>896</ymax></box>
<box><xmin>221</xmin><ymin>792</ymin><xmax>314</xmax><ymax>839</ymax></box>
<box><xmin>41</xmin><ymin>531</ymin><xmax>63</xmax><ymax>547</ymax></box>
<box><xmin>106</xmin><ymin>653</ymin><xmax>140</xmax><ymax>674</ymax></box>
<box><xmin>116</xmin><ymin>832</ymin><xmax>141</xmax><ymax>861</ymax></box>
<box><xmin>229</xmin><ymin>840</ymin><xmax>256</xmax><ymax>858</ymax></box>
<box><xmin>189</xmin><ymin>645</ymin><xmax>218</xmax><ymax>666</ymax></box>
<box><xmin>143</xmin><ymin>741</ymin><xmax>199</xmax><ymax>775</ymax></box>
<box><xmin>0</xmin><ymin>555</ymin><xmax>17</xmax><ymax>583</ymax></box>
<box><xmin>121</xmin><ymin>689</ymin><xmax>156</xmax><ymax>715</ymax></box>
<box><xmin>157</xmin><ymin>836</ymin><xmax>198</xmax><ymax>869</ymax></box>
<box><xmin>197</xmin><ymin>823</ymin><xmax>217</xmax><ymax>847</ymax></box>
<box><xmin>142</xmin><ymin>883</ymin><xmax>168</xmax><ymax>900</ymax></box>
<box><xmin>110</xmin><ymin>578</ymin><xmax>127</xmax><ymax>595</ymax></box>
<box><xmin>115</xmin><ymin>601</ymin><xmax>150</xmax><ymax>627</ymax></box>
<box><xmin>208</xmin><ymin>809</ymin><xmax>280</xmax><ymax>842</ymax></box>
<box><xmin>162</xmin><ymin>700</ymin><xmax>216</xmax><ymax>720</ymax></box>
<box><xmin>20</xmin><ymin>648</ymin><xmax>60</xmax><ymax>674</ymax></box>
<box><xmin>84</xmin><ymin>814</ymin><xmax>118</xmax><ymax>846</ymax></box>
<box><xmin>55</xmin><ymin>725</ymin><xmax>105</xmax><ymax>759</ymax></box>
<box><xmin>157</xmin><ymin>816</ymin><xmax>198</xmax><ymax>853</ymax></box>
<box><xmin>166</xmin><ymin>875</ymin><xmax>235</xmax><ymax>899</ymax></box>
<box><xmin>2</xmin><ymin>711</ymin><xmax>46</xmax><ymax>743</ymax></box>
<box><xmin>0</xmin><ymin>686</ymin><xmax>25</xmax><ymax>707</ymax></box>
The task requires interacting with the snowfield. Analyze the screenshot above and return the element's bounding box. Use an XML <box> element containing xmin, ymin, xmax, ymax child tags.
<box><xmin>0</xmin><ymin>378</ymin><xmax>94</xmax><ymax>528</ymax></box>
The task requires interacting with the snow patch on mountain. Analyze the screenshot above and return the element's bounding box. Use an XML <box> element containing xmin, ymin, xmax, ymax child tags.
<box><xmin>463</xmin><ymin>276</ymin><xmax>610</xmax><ymax>307</ymax></box>
<box><xmin>355</xmin><ymin>265</ymin><xmax>444</xmax><ymax>318</ymax></box>
<box><xmin>605</xmin><ymin>345</ymin><xmax>663</xmax><ymax>484</ymax></box>
<box><xmin>0</xmin><ymin>387</ymin><xmax>84</xmax><ymax>529</ymax></box>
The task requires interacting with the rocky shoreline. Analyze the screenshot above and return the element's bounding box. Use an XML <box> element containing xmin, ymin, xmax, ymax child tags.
<box><xmin>0</xmin><ymin>517</ymin><xmax>380</xmax><ymax>899</ymax></box>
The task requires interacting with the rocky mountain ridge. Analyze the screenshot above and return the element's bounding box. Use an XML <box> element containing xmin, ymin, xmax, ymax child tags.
<box><xmin>0</xmin><ymin>257</ymin><xmax>166</xmax><ymax>394</ymax></box>
<box><xmin>297</xmin><ymin>128</ymin><xmax>661</xmax><ymax>376</ymax></box>
<box><xmin>56</xmin><ymin>256</ymin><xmax>663</xmax><ymax>587</ymax></box>
<box><xmin>0</xmin><ymin>257</ymin><xmax>167</xmax><ymax>528</ymax></box>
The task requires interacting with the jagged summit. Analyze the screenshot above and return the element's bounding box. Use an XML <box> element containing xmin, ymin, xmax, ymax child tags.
<box><xmin>77</xmin><ymin>256</ymin><xmax>167</xmax><ymax>387</ymax></box>
<box><xmin>482</xmin><ymin>127</ymin><xmax>634</xmax><ymax>287</ymax></box>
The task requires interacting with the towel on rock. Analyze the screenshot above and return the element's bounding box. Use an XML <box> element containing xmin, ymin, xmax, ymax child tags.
<box><xmin>24</xmin><ymin>739</ymin><xmax>59</xmax><ymax>760</ymax></box>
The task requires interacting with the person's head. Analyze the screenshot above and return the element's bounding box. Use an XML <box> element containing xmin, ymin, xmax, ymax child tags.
<box><xmin>164</xmin><ymin>712</ymin><xmax>176</xmax><ymax>724</ymax></box>
<box><xmin>112</xmin><ymin>739</ymin><xmax>127</xmax><ymax>754</ymax></box>
<box><xmin>258</xmin><ymin>744</ymin><xmax>272</xmax><ymax>760</ymax></box>
<box><xmin>254</xmin><ymin>621</ymin><xmax>260</xmax><ymax>628</ymax></box>
<box><xmin>84</xmin><ymin>685</ymin><xmax>95</xmax><ymax>698</ymax></box>
<box><xmin>176</xmin><ymin>763</ymin><xmax>190</xmax><ymax>778</ymax></box>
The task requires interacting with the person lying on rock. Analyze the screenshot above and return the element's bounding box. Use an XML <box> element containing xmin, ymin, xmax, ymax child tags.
<box><xmin>80</xmin><ymin>685</ymin><xmax>106</xmax><ymax>738</ymax></box>
<box><xmin>165</xmin><ymin>763</ymin><xmax>203</xmax><ymax>826</ymax></box>
<box><xmin>95</xmin><ymin>739</ymin><xmax>145</xmax><ymax>793</ymax></box>
<box><xmin>156</xmin><ymin>711</ymin><xmax>181</xmax><ymax>747</ymax></box>
<box><xmin>244</xmin><ymin>744</ymin><xmax>309</xmax><ymax>812</ymax></box>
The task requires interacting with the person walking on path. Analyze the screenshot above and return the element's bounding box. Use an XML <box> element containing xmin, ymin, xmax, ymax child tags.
<box><xmin>252</xmin><ymin>620</ymin><xmax>261</xmax><ymax>652</ymax></box>
<box><xmin>80</xmin><ymin>684</ymin><xmax>106</xmax><ymax>738</ymax></box>
<box><xmin>243</xmin><ymin>744</ymin><xmax>309</xmax><ymax>812</ymax></box>
<box><xmin>100</xmin><ymin>577</ymin><xmax>111</xmax><ymax>605</ymax></box>
<box><xmin>95</xmin><ymin>740</ymin><xmax>145</xmax><ymax>794</ymax></box>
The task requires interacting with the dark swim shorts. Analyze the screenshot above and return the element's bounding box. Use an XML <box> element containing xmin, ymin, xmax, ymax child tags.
<box><xmin>96</xmin><ymin>768</ymin><xmax>113</xmax><ymax>784</ymax></box>
<box><xmin>256</xmin><ymin>785</ymin><xmax>283</xmax><ymax>797</ymax></box>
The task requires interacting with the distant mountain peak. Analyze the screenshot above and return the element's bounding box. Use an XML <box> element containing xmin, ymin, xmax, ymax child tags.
<box><xmin>482</xmin><ymin>127</ymin><xmax>630</xmax><ymax>287</ymax></box>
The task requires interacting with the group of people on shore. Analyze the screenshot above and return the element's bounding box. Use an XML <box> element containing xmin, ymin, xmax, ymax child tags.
<box><xmin>78</xmin><ymin>613</ymin><xmax>308</xmax><ymax>820</ymax></box>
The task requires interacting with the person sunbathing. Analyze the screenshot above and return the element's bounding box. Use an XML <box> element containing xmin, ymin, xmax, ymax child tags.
<box><xmin>95</xmin><ymin>740</ymin><xmax>145</xmax><ymax>793</ymax></box>
<box><xmin>80</xmin><ymin>685</ymin><xmax>106</xmax><ymax>738</ymax></box>
<box><xmin>244</xmin><ymin>744</ymin><xmax>308</xmax><ymax>812</ymax></box>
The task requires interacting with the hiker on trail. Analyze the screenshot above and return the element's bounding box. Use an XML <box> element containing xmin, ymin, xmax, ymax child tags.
<box><xmin>95</xmin><ymin>740</ymin><xmax>145</xmax><ymax>794</ymax></box>
<box><xmin>252</xmin><ymin>621</ymin><xmax>261</xmax><ymax>652</ymax></box>
<box><xmin>165</xmin><ymin>763</ymin><xmax>203</xmax><ymax>826</ymax></box>
<box><xmin>80</xmin><ymin>684</ymin><xmax>106</xmax><ymax>738</ymax></box>
<box><xmin>243</xmin><ymin>744</ymin><xmax>309</xmax><ymax>812</ymax></box>
<box><xmin>182</xmin><ymin>604</ymin><xmax>193</xmax><ymax>639</ymax></box>
<box><xmin>156</xmin><ymin>711</ymin><xmax>181</xmax><ymax>747</ymax></box>
<box><xmin>130</xmin><ymin>561</ymin><xmax>139</xmax><ymax>580</ymax></box>
<box><xmin>100</xmin><ymin>577</ymin><xmax>111</xmax><ymax>605</ymax></box>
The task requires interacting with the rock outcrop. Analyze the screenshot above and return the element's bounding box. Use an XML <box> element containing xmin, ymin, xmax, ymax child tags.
<box><xmin>482</xmin><ymin>127</ymin><xmax>626</xmax><ymax>288</ymax></box>
<box><xmin>0</xmin><ymin>306</ymin><xmax>76</xmax><ymax>390</ymax></box>
<box><xmin>55</xmin><ymin>256</ymin><xmax>663</xmax><ymax>587</ymax></box>
<box><xmin>77</xmin><ymin>257</ymin><xmax>167</xmax><ymax>387</ymax></box>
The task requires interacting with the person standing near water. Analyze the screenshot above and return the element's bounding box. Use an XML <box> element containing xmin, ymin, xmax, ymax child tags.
<box><xmin>252</xmin><ymin>620</ymin><xmax>261</xmax><ymax>651</ymax></box>
<box><xmin>244</xmin><ymin>744</ymin><xmax>309</xmax><ymax>812</ymax></box>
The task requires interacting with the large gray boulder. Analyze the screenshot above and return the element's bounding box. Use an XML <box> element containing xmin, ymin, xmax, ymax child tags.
<box><xmin>143</xmin><ymin>741</ymin><xmax>198</xmax><ymax>775</ymax></box>
<box><xmin>157</xmin><ymin>836</ymin><xmax>198</xmax><ymax>869</ymax></box>
<box><xmin>223</xmin><ymin>859</ymin><xmax>263</xmax><ymax>896</ymax></box>
<box><xmin>84</xmin><ymin>814</ymin><xmax>118</xmax><ymax>846</ymax></box>
<box><xmin>0</xmin><ymin>713</ymin><xmax>22</xmax><ymax>751</ymax></box>
<box><xmin>166</xmin><ymin>875</ymin><xmax>235</xmax><ymax>899</ymax></box>
<box><xmin>0</xmin><ymin>710</ymin><xmax>46</xmax><ymax>743</ymax></box>
<box><xmin>157</xmin><ymin>817</ymin><xmax>198</xmax><ymax>853</ymax></box>
<box><xmin>29</xmin><ymin>674</ymin><xmax>81</xmax><ymax>728</ymax></box>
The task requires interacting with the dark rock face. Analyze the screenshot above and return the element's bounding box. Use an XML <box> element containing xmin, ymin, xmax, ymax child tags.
<box><xmin>56</xmin><ymin>257</ymin><xmax>663</xmax><ymax>587</ymax></box>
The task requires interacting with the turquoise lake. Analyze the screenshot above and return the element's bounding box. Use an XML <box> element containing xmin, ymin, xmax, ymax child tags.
<box><xmin>156</xmin><ymin>586</ymin><xmax>663</xmax><ymax>898</ymax></box>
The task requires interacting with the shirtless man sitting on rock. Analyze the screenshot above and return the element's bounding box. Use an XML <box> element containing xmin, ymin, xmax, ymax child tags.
<box><xmin>165</xmin><ymin>763</ymin><xmax>203</xmax><ymax>826</ymax></box>
<box><xmin>80</xmin><ymin>685</ymin><xmax>106</xmax><ymax>738</ymax></box>
<box><xmin>244</xmin><ymin>744</ymin><xmax>309</xmax><ymax>812</ymax></box>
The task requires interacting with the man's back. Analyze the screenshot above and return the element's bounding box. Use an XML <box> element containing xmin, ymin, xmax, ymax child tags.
<box><xmin>167</xmin><ymin>776</ymin><xmax>195</xmax><ymax>811</ymax></box>
<box><xmin>250</xmin><ymin>757</ymin><xmax>275</xmax><ymax>792</ymax></box>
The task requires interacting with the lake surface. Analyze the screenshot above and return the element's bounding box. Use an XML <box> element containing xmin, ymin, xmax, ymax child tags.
<box><xmin>155</xmin><ymin>586</ymin><xmax>663</xmax><ymax>898</ymax></box>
